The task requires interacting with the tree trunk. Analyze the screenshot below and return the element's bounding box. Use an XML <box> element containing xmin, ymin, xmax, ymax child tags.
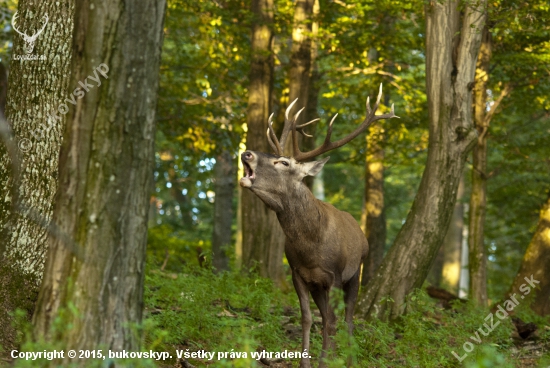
<box><xmin>33</xmin><ymin>0</ymin><xmax>166</xmax><ymax>353</ymax></box>
<box><xmin>428</xmin><ymin>175</ymin><xmax>464</xmax><ymax>290</ymax></box>
<box><xmin>468</xmin><ymin>26</ymin><xmax>491</xmax><ymax>306</ymax></box>
<box><xmin>212</xmin><ymin>151</ymin><xmax>235</xmax><ymax>272</ymax></box>
<box><xmin>441</xmin><ymin>176</ymin><xmax>464</xmax><ymax>292</ymax></box>
<box><xmin>361</xmin><ymin>124</ymin><xmax>386</xmax><ymax>287</ymax></box>
<box><xmin>356</xmin><ymin>0</ymin><xmax>485</xmax><ymax>320</ymax></box>
<box><xmin>506</xmin><ymin>193</ymin><xmax>550</xmax><ymax>316</ymax></box>
<box><xmin>242</xmin><ymin>0</ymin><xmax>286</xmax><ymax>284</ymax></box>
<box><xmin>0</xmin><ymin>0</ymin><xmax>75</xmax><ymax>278</ymax></box>
<box><xmin>0</xmin><ymin>1</ymin><xmax>75</xmax><ymax>355</ymax></box>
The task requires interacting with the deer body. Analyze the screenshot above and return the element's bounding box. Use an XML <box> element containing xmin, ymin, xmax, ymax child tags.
<box><xmin>241</xmin><ymin>152</ymin><xmax>367</xmax><ymax>367</ymax></box>
<box><xmin>240</xmin><ymin>85</ymin><xmax>397</xmax><ymax>367</ymax></box>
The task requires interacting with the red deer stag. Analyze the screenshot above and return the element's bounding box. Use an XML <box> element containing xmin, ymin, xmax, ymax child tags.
<box><xmin>240</xmin><ymin>84</ymin><xmax>397</xmax><ymax>367</ymax></box>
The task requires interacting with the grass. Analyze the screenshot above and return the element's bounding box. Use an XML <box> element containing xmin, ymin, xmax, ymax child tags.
<box><xmin>143</xmin><ymin>264</ymin><xmax>550</xmax><ymax>367</ymax></box>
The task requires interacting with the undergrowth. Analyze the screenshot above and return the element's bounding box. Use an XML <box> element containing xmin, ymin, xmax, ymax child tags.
<box><xmin>143</xmin><ymin>265</ymin><xmax>550</xmax><ymax>367</ymax></box>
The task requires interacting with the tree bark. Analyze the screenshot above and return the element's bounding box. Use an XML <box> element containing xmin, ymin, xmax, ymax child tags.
<box><xmin>0</xmin><ymin>0</ymin><xmax>75</xmax><ymax>278</ymax></box>
<box><xmin>241</xmin><ymin>0</ymin><xmax>286</xmax><ymax>284</ymax></box>
<box><xmin>506</xmin><ymin>193</ymin><xmax>550</xmax><ymax>316</ymax></box>
<box><xmin>212</xmin><ymin>151</ymin><xmax>235</xmax><ymax>272</ymax></box>
<box><xmin>33</xmin><ymin>0</ymin><xmax>166</xmax><ymax>353</ymax></box>
<box><xmin>428</xmin><ymin>175</ymin><xmax>464</xmax><ymax>290</ymax></box>
<box><xmin>468</xmin><ymin>26</ymin><xmax>491</xmax><ymax>306</ymax></box>
<box><xmin>285</xmin><ymin>0</ymin><xmax>316</xmax><ymax>155</ymax></box>
<box><xmin>356</xmin><ymin>0</ymin><xmax>485</xmax><ymax>320</ymax></box>
<box><xmin>441</xmin><ymin>176</ymin><xmax>464</xmax><ymax>292</ymax></box>
<box><xmin>361</xmin><ymin>124</ymin><xmax>386</xmax><ymax>286</ymax></box>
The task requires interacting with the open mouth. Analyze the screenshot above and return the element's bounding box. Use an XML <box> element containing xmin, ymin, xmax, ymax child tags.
<box><xmin>242</xmin><ymin>161</ymin><xmax>255</xmax><ymax>180</ymax></box>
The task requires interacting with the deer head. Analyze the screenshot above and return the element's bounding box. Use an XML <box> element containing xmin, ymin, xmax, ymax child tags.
<box><xmin>240</xmin><ymin>83</ymin><xmax>398</xmax><ymax>210</ymax></box>
<box><xmin>11</xmin><ymin>12</ymin><xmax>49</xmax><ymax>54</ymax></box>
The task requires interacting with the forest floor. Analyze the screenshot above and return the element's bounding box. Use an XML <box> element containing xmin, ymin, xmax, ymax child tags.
<box><xmin>144</xmin><ymin>266</ymin><xmax>550</xmax><ymax>368</ymax></box>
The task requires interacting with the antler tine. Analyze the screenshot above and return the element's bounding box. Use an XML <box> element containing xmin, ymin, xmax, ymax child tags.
<box><xmin>266</xmin><ymin>113</ymin><xmax>283</xmax><ymax>155</ymax></box>
<box><xmin>292</xmin><ymin>83</ymin><xmax>399</xmax><ymax>162</ymax></box>
<box><xmin>279</xmin><ymin>100</ymin><xmax>303</xmax><ymax>150</ymax></box>
<box><xmin>296</xmin><ymin>117</ymin><xmax>319</xmax><ymax>138</ymax></box>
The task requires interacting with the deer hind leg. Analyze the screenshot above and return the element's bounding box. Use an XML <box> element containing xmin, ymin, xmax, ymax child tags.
<box><xmin>291</xmin><ymin>269</ymin><xmax>313</xmax><ymax>368</ymax></box>
<box><xmin>311</xmin><ymin>285</ymin><xmax>337</xmax><ymax>368</ymax></box>
<box><xmin>343</xmin><ymin>268</ymin><xmax>361</xmax><ymax>336</ymax></box>
<box><xmin>342</xmin><ymin>268</ymin><xmax>361</xmax><ymax>367</ymax></box>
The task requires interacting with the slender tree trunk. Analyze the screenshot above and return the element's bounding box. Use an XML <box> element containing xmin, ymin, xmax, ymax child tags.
<box><xmin>356</xmin><ymin>0</ymin><xmax>485</xmax><ymax>320</ymax></box>
<box><xmin>286</xmin><ymin>0</ymin><xmax>316</xmax><ymax>122</ymax></box>
<box><xmin>212</xmin><ymin>151</ymin><xmax>235</xmax><ymax>272</ymax></box>
<box><xmin>301</xmin><ymin>0</ymin><xmax>320</xmax><ymax>190</ymax></box>
<box><xmin>468</xmin><ymin>26</ymin><xmax>491</xmax><ymax>306</ymax></box>
<box><xmin>0</xmin><ymin>0</ymin><xmax>75</xmax><ymax>278</ymax></box>
<box><xmin>33</xmin><ymin>0</ymin><xmax>166</xmax><ymax>353</ymax></box>
<box><xmin>506</xmin><ymin>193</ymin><xmax>550</xmax><ymax>316</ymax></box>
<box><xmin>428</xmin><ymin>175</ymin><xmax>464</xmax><ymax>290</ymax></box>
<box><xmin>441</xmin><ymin>176</ymin><xmax>464</xmax><ymax>292</ymax></box>
<box><xmin>242</xmin><ymin>0</ymin><xmax>286</xmax><ymax>284</ymax></box>
<box><xmin>361</xmin><ymin>124</ymin><xmax>386</xmax><ymax>286</ymax></box>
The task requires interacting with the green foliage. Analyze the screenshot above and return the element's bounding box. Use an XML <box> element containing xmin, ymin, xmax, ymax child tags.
<box><xmin>142</xmin><ymin>266</ymin><xmax>550</xmax><ymax>367</ymax></box>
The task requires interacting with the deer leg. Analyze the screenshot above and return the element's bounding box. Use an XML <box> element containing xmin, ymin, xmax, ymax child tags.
<box><xmin>291</xmin><ymin>270</ymin><xmax>312</xmax><ymax>368</ymax></box>
<box><xmin>311</xmin><ymin>286</ymin><xmax>336</xmax><ymax>368</ymax></box>
<box><xmin>342</xmin><ymin>268</ymin><xmax>361</xmax><ymax>367</ymax></box>
<box><xmin>343</xmin><ymin>268</ymin><xmax>361</xmax><ymax>336</ymax></box>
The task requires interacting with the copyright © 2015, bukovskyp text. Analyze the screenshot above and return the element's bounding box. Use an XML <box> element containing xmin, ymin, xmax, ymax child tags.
<box><xmin>11</xmin><ymin>350</ymin><xmax>171</xmax><ymax>361</ymax></box>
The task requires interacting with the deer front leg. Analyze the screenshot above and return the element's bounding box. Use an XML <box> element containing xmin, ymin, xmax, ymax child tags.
<box><xmin>311</xmin><ymin>286</ymin><xmax>337</xmax><ymax>368</ymax></box>
<box><xmin>292</xmin><ymin>270</ymin><xmax>312</xmax><ymax>368</ymax></box>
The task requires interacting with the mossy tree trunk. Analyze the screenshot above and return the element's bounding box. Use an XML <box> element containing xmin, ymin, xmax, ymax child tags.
<box><xmin>507</xmin><ymin>193</ymin><xmax>550</xmax><ymax>316</ymax></box>
<box><xmin>356</xmin><ymin>0</ymin><xmax>485</xmax><ymax>320</ymax></box>
<box><xmin>241</xmin><ymin>0</ymin><xmax>286</xmax><ymax>284</ymax></box>
<box><xmin>0</xmin><ymin>0</ymin><xmax>75</xmax><ymax>277</ymax></box>
<box><xmin>468</xmin><ymin>26</ymin><xmax>491</xmax><ymax>306</ymax></box>
<box><xmin>33</xmin><ymin>0</ymin><xmax>166</xmax><ymax>352</ymax></box>
<box><xmin>0</xmin><ymin>0</ymin><xmax>74</xmax><ymax>354</ymax></box>
<box><xmin>361</xmin><ymin>124</ymin><xmax>386</xmax><ymax>287</ymax></box>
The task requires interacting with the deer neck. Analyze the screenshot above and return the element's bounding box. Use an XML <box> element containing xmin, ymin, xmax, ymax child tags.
<box><xmin>275</xmin><ymin>182</ymin><xmax>325</xmax><ymax>240</ymax></box>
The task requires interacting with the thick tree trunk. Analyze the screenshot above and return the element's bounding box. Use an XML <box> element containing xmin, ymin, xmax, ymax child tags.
<box><xmin>33</xmin><ymin>0</ymin><xmax>166</xmax><ymax>353</ymax></box>
<box><xmin>0</xmin><ymin>0</ymin><xmax>75</xmax><ymax>278</ymax></box>
<box><xmin>0</xmin><ymin>1</ymin><xmax>75</xmax><ymax>355</ymax></box>
<box><xmin>356</xmin><ymin>0</ymin><xmax>485</xmax><ymax>320</ymax></box>
<box><xmin>212</xmin><ymin>151</ymin><xmax>235</xmax><ymax>272</ymax></box>
<box><xmin>361</xmin><ymin>125</ymin><xmax>386</xmax><ymax>287</ymax></box>
<box><xmin>506</xmin><ymin>193</ymin><xmax>550</xmax><ymax>316</ymax></box>
<box><xmin>469</xmin><ymin>26</ymin><xmax>491</xmax><ymax>306</ymax></box>
<box><xmin>242</xmin><ymin>0</ymin><xmax>286</xmax><ymax>284</ymax></box>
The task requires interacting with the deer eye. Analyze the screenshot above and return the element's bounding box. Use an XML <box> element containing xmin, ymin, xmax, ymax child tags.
<box><xmin>281</xmin><ymin>161</ymin><xmax>289</xmax><ymax>166</ymax></box>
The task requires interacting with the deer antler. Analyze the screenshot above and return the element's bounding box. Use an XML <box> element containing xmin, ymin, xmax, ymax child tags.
<box><xmin>291</xmin><ymin>83</ymin><xmax>398</xmax><ymax>161</ymax></box>
<box><xmin>266</xmin><ymin>98</ymin><xmax>318</xmax><ymax>156</ymax></box>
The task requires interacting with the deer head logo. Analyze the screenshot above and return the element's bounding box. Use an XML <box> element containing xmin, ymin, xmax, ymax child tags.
<box><xmin>11</xmin><ymin>12</ymin><xmax>49</xmax><ymax>54</ymax></box>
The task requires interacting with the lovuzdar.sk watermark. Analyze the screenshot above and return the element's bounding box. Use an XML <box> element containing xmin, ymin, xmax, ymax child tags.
<box><xmin>451</xmin><ymin>274</ymin><xmax>540</xmax><ymax>362</ymax></box>
<box><xmin>11</xmin><ymin>11</ymin><xmax>49</xmax><ymax>61</ymax></box>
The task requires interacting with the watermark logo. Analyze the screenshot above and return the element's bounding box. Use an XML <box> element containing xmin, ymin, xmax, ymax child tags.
<box><xmin>11</xmin><ymin>11</ymin><xmax>48</xmax><ymax>60</ymax></box>
<box><xmin>451</xmin><ymin>275</ymin><xmax>540</xmax><ymax>362</ymax></box>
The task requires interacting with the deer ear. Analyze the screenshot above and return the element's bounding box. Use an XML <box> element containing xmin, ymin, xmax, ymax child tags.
<box><xmin>302</xmin><ymin>156</ymin><xmax>330</xmax><ymax>177</ymax></box>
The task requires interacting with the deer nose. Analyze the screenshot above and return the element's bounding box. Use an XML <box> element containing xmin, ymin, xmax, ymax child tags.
<box><xmin>242</xmin><ymin>151</ymin><xmax>254</xmax><ymax>161</ymax></box>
